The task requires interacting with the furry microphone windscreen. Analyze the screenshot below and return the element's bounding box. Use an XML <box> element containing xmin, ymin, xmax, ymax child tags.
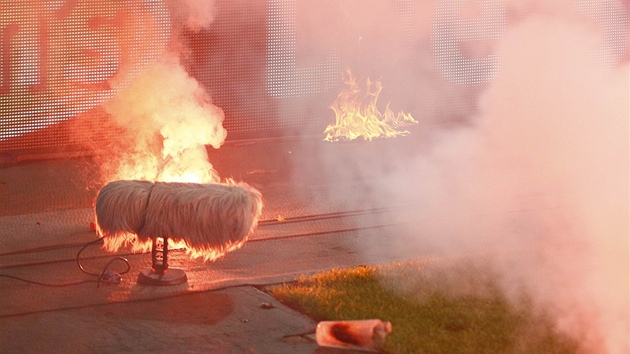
<box><xmin>94</xmin><ymin>180</ymin><xmax>263</xmax><ymax>261</ymax></box>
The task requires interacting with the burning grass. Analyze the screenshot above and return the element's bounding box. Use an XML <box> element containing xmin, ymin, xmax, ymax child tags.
<box><xmin>269</xmin><ymin>259</ymin><xmax>581</xmax><ymax>354</ymax></box>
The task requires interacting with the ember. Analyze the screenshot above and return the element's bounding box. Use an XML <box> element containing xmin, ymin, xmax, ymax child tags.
<box><xmin>324</xmin><ymin>70</ymin><xmax>417</xmax><ymax>142</ymax></box>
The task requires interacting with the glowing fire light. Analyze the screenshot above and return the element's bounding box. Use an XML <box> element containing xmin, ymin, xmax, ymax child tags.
<box><xmin>99</xmin><ymin>56</ymin><xmax>234</xmax><ymax>261</ymax></box>
<box><xmin>324</xmin><ymin>70</ymin><xmax>418</xmax><ymax>142</ymax></box>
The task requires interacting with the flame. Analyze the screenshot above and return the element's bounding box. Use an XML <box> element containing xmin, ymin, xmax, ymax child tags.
<box><xmin>103</xmin><ymin>56</ymin><xmax>226</xmax><ymax>185</ymax></box>
<box><xmin>102</xmin><ymin>233</ymin><xmax>240</xmax><ymax>262</ymax></box>
<box><xmin>324</xmin><ymin>70</ymin><xmax>418</xmax><ymax>142</ymax></box>
<box><xmin>100</xmin><ymin>56</ymin><xmax>233</xmax><ymax>260</ymax></box>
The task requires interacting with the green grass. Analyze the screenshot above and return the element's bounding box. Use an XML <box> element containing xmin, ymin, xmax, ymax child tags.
<box><xmin>269</xmin><ymin>259</ymin><xmax>581</xmax><ymax>354</ymax></box>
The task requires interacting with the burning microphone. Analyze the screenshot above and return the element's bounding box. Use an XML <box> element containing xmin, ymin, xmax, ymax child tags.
<box><xmin>94</xmin><ymin>180</ymin><xmax>263</xmax><ymax>285</ymax></box>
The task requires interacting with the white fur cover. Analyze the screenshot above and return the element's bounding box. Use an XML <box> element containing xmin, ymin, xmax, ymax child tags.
<box><xmin>95</xmin><ymin>180</ymin><xmax>263</xmax><ymax>261</ymax></box>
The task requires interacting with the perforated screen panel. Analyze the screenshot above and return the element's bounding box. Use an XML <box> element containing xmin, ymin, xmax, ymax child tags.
<box><xmin>183</xmin><ymin>1</ymin><xmax>341</xmax><ymax>136</ymax></box>
<box><xmin>0</xmin><ymin>0</ymin><xmax>170</xmax><ymax>151</ymax></box>
<box><xmin>0</xmin><ymin>0</ymin><xmax>628</xmax><ymax>151</ymax></box>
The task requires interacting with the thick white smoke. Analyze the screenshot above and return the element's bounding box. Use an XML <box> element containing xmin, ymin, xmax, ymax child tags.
<box><xmin>97</xmin><ymin>0</ymin><xmax>627</xmax><ymax>350</ymax></box>
<box><xmin>103</xmin><ymin>53</ymin><xmax>226</xmax><ymax>183</ymax></box>
<box><xmin>101</xmin><ymin>0</ymin><xmax>225</xmax><ymax>183</ymax></box>
<box><xmin>405</xmin><ymin>11</ymin><xmax>627</xmax><ymax>354</ymax></box>
<box><xmin>474</xmin><ymin>17</ymin><xmax>628</xmax><ymax>353</ymax></box>
<box><xmin>295</xmin><ymin>1</ymin><xmax>628</xmax><ymax>352</ymax></box>
<box><xmin>173</xmin><ymin>0</ymin><xmax>217</xmax><ymax>31</ymax></box>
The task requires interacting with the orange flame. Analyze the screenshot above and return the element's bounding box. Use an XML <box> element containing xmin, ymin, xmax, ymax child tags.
<box><xmin>103</xmin><ymin>56</ymin><xmax>226</xmax><ymax>186</ymax></box>
<box><xmin>324</xmin><ymin>70</ymin><xmax>418</xmax><ymax>142</ymax></box>
<box><xmin>99</xmin><ymin>57</ymin><xmax>233</xmax><ymax>260</ymax></box>
<box><xmin>103</xmin><ymin>233</ymin><xmax>240</xmax><ymax>262</ymax></box>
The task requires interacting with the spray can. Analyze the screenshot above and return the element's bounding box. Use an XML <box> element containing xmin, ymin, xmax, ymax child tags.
<box><xmin>315</xmin><ymin>319</ymin><xmax>393</xmax><ymax>352</ymax></box>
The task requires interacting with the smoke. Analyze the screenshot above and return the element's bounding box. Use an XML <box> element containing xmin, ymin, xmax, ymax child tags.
<box><xmin>294</xmin><ymin>1</ymin><xmax>628</xmax><ymax>352</ymax></box>
<box><xmin>170</xmin><ymin>0</ymin><xmax>217</xmax><ymax>31</ymax></box>
<box><xmin>101</xmin><ymin>0</ymin><xmax>225</xmax><ymax>183</ymax></box>
<box><xmin>93</xmin><ymin>0</ymin><xmax>626</xmax><ymax>350</ymax></box>
<box><xmin>417</xmin><ymin>13</ymin><xmax>628</xmax><ymax>354</ymax></box>
<box><xmin>472</xmin><ymin>16</ymin><xmax>628</xmax><ymax>353</ymax></box>
<box><xmin>103</xmin><ymin>54</ymin><xmax>226</xmax><ymax>183</ymax></box>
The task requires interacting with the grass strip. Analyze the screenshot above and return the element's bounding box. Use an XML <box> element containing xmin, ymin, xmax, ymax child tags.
<box><xmin>269</xmin><ymin>259</ymin><xmax>581</xmax><ymax>354</ymax></box>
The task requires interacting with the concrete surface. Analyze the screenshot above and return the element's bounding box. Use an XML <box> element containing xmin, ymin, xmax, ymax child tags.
<box><xmin>1</xmin><ymin>286</ymin><xmax>319</xmax><ymax>354</ymax></box>
<box><xmin>0</xmin><ymin>137</ymin><xmax>424</xmax><ymax>353</ymax></box>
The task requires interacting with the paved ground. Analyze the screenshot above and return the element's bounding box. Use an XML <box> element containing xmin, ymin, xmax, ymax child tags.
<box><xmin>1</xmin><ymin>286</ymin><xmax>319</xmax><ymax>354</ymax></box>
<box><xmin>0</xmin><ymin>137</ymin><xmax>425</xmax><ymax>353</ymax></box>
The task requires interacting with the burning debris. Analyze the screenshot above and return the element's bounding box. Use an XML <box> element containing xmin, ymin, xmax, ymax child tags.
<box><xmin>324</xmin><ymin>70</ymin><xmax>418</xmax><ymax>142</ymax></box>
<box><xmin>102</xmin><ymin>54</ymin><xmax>226</xmax><ymax>184</ymax></box>
<box><xmin>95</xmin><ymin>179</ymin><xmax>263</xmax><ymax>263</ymax></box>
<box><xmin>91</xmin><ymin>1</ymin><xmax>259</xmax><ymax>279</ymax></box>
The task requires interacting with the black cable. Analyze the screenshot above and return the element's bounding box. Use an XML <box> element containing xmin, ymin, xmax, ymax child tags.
<box><xmin>76</xmin><ymin>235</ymin><xmax>131</xmax><ymax>287</ymax></box>
<box><xmin>76</xmin><ymin>236</ymin><xmax>107</xmax><ymax>276</ymax></box>
<box><xmin>0</xmin><ymin>274</ymin><xmax>98</xmax><ymax>287</ymax></box>
<box><xmin>0</xmin><ymin>206</ymin><xmax>416</xmax><ymax>258</ymax></box>
<box><xmin>76</xmin><ymin>236</ymin><xmax>131</xmax><ymax>277</ymax></box>
<box><xmin>0</xmin><ymin>206</ymin><xmax>413</xmax><ymax>288</ymax></box>
<box><xmin>0</xmin><ymin>236</ymin><xmax>131</xmax><ymax>288</ymax></box>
